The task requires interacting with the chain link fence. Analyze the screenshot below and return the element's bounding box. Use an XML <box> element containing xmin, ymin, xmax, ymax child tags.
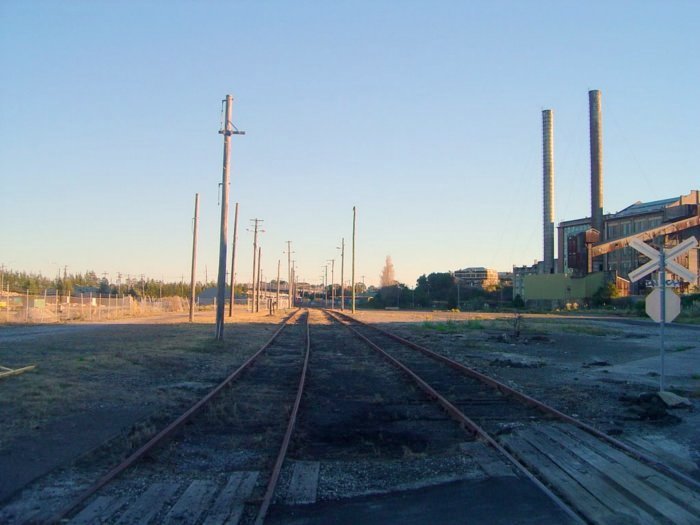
<box><xmin>0</xmin><ymin>291</ymin><xmax>189</xmax><ymax>324</ymax></box>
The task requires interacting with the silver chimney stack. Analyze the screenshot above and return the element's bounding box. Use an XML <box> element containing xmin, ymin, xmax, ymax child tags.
<box><xmin>542</xmin><ymin>109</ymin><xmax>555</xmax><ymax>274</ymax></box>
<box><xmin>589</xmin><ymin>89</ymin><xmax>604</xmax><ymax>235</ymax></box>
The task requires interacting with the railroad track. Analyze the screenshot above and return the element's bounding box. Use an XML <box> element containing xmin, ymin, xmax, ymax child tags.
<box><xmin>328</xmin><ymin>309</ymin><xmax>700</xmax><ymax>525</ymax></box>
<box><xmin>46</xmin><ymin>308</ymin><xmax>309</xmax><ymax>525</ymax></box>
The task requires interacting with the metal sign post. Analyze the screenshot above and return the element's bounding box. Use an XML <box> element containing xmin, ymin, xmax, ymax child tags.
<box><xmin>659</xmin><ymin>249</ymin><xmax>666</xmax><ymax>391</ymax></box>
<box><xmin>628</xmin><ymin>236</ymin><xmax>698</xmax><ymax>392</ymax></box>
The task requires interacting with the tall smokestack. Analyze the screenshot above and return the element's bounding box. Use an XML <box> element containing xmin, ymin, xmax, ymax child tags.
<box><xmin>589</xmin><ymin>89</ymin><xmax>603</xmax><ymax>235</ymax></box>
<box><xmin>542</xmin><ymin>109</ymin><xmax>555</xmax><ymax>274</ymax></box>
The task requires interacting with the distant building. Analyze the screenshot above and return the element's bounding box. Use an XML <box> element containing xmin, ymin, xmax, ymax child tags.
<box><xmin>454</xmin><ymin>267</ymin><xmax>499</xmax><ymax>289</ymax></box>
<box><xmin>512</xmin><ymin>264</ymin><xmax>538</xmax><ymax>299</ymax></box>
<box><xmin>557</xmin><ymin>190</ymin><xmax>700</xmax><ymax>290</ymax></box>
<box><xmin>197</xmin><ymin>286</ymin><xmax>231</xmax><ymax>306</ymax></box>
<box><xmin>497</xmin><ymin>272</ymin><xmax>513</xmax><ymax>292</ymax></box>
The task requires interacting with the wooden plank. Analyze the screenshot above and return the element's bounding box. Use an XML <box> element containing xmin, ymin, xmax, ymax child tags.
<box><xmin>70</xmin><ymin>495</ymin><xmax>127</xmax><ymax>524</ymax></box>
<box><xmin>534</xmin><ymin>425</ymin><xmax>699</xmax><ymax>524</ymax></box>
<box><xmin>543</xmin><ymin>424</ymin><xmax>700</xmax><ymax>516</ymax></box>
<box><xmin>626</xmin><ymin>435</ymin><xmax>696</xmax><ymax>473</ymax></box>
<box><xmin>114</xmin><ymin>482</ymin><xmax>180</xmax><ymax>525</ymax></box>
<box><xmin>162</xmin><ymin>479</ymin><xmax>217</xmax><ymax>524</ymax></box>
<box><xmin>203</xmin><ymin>471</ymin><xmax>259</xmax><ymax>525</ymax></box>
<box><xmin>0</xmin><ymin>365</ymin><xmax>36</xmax><ymax>379</ymax></box>
<box><xmin>285</xmin><ymin>461</ymin><xmax>320</xmax><ymax>504</ymax></box>
<box><xmin>501</xmin><ymin>433</ymin><xmax>616</xmax><ymax>524</ymax></box>
<box><xmin>514</xmin><ymin>427</ymin><xmax>659</xmax><ymax>524</ymax></box>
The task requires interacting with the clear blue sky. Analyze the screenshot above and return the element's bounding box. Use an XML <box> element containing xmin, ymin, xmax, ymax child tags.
<box><xmin>1</xmin><ymin>1</ymin><xmax>698</xmax><ymax>287</ymax></box>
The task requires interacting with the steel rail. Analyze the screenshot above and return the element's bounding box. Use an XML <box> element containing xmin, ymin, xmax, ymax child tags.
<box><xmin>50</xmin><ymin>309</ymin><xmax>302</xmax><ymax>524</ymax></box>
<box><xmin>334</xmin><ymin>310</ymin><xmax>700</xmax><ymax>491</ymax></box>
<box><xmin>326</xmin><ymin>310</ymin><xmax>586</xmax><ymax>524</ymax></box>
<box><xmin>254</xmin><ymin>309</ymin><xmax>311</xmax><ymax>524</ymax></box>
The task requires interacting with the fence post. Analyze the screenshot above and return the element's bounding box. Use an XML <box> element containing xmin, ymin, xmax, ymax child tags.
<box><xmin>25</xmin><ymin>289</ymin><xmax>29</xmax><ymax>322</ymax></box>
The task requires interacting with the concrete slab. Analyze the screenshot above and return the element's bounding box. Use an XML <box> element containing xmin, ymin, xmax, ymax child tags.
<box><xmin>265</xmin><ymin>477</ymin><xmax>576</xmax><ymax>525</ymax></box>
<box><xmin>592</xmin><ymin>347</ymin><xmax>700</xmax><ymax>389</ymax></box>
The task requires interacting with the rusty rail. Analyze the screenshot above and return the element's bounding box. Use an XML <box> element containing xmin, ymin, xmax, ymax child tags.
<box><xmin>327</xmin><ymin>310</ymin><xmax>585</xmax><ymax>524</ymax></box>
<box><xmin>332</xmin><ymin>310</ymin><xmax>700</xmax><ymax>491</ymax></box>
<box><xmin>51</xmin><ymin>309</ymin><xmax>301</xmax><ymax>523</ymax></box>
<box><xmin>254</xmin><ymin>309</ymin><xmax>311</xmax><ymax>524</ymax></box>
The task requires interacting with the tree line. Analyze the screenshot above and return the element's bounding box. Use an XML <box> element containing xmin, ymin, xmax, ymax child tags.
<box><xmin>371</xmin><ymin>272</ymin><xmax>512</xmax><ymax>310</ymax></box>
<box><xmin>0</xmin><ymin>269</ymin><xmax>245</xmax><ymax>299</ymax></box>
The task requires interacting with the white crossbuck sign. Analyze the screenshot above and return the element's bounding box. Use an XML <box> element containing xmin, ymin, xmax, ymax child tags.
<box><xmin>627</xmin><ymin>236</ymin><xmax>698</xmax><ymax>283</ymax></box>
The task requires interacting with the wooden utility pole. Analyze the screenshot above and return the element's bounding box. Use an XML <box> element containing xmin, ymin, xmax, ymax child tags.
<box><xmin>285</xmin><ymin>241</ymin><xmax>292</xmax><ymax>309</ymax></box>
<box><xmin>276</xmin><ymin>259</ymin><xmax>281</xmax><ymax>311</ymax></box>
<box><xmin>215</xmin><ymin>95</ymin><xmax>244</xmax><ymax>340</ymax></box>
<box><xmin>228</xmin><ymin>202</ymin><xmax>239</xmax><ymax>317</ymax></box>
<box><xmin>352</xmin><ymin>206</ymin><xmax>357</xmax><ymax>313</ymax></box>
<box><xmin>327</xmin><ymin>259</ymin><xmax>335</xmax><ymax>309</ymax></box>
<box><xmin>249</xmin><ymin>219</ymin><xmax>264</xmax><ymax>312</ymax></box>
<box><xmin>291</xmin><ymin>260</ymin><xmax>296</xmax><ymax>307</ymax></box>
<box><xmin>338</xmin><ymin>238</ymin><xmax>345</xmax><ymax>310</ymax></box>
<box><xmin>256</xmin><ymin>246</ymin><xmax>262</xmax><ymax>312</ymax></box>
<box><xmin>189</xmin><ymin>193</ymin><xmax>199</xmax><ymax>322</ymax></box>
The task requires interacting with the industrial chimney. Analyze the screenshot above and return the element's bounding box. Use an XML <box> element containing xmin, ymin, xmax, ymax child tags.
<box><xmin>542</xmin><ymin>109</ymin><xmax>555</xmax><ymax>274</ymax></box>
<box><xmin>589</xmin><ymin>89</ymin><xmax>604</xmax><ymax>236</ymax></box>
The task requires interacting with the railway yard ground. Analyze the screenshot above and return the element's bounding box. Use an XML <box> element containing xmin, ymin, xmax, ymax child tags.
<box><xmin>0</xmin><ymin>307</ymin><xmax>699</xmax><ymax>524</ymax></box>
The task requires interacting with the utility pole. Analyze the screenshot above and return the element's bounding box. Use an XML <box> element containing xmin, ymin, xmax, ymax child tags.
<box><xmin>189</xmin><ymin>193</ymin><xmax>199</xmax><ymax>322</ymax></box>
<box><xmin>249</xmin><ymin>219</ymin><xmax>264</xmax><ymax>312</ymax></box>
<box><xmin>257</xmin><ymin>246</ymin><xmax>262</xmax><ymax>312</ymax></box>
<box><xmin>276</xmin><ymin>259</ymin><xmax>281</xmax><ymax>311</ymax></box>
<box><xmin>352</xmin><ymin>206</ymin><xmax>357</xmax><ymax>313</ymax></box>
<box><xmin>285</xmin><ymin>241</ymin><xmax>293</xmax><ymax>309</ymax></box>
<box><xmin>323</xmin><ymin>264</ymin><xmax>328</xmax><ymax>307</ymax></box>
<box><xmin>337</xmin><ymin>238</ymin><xmax>345</xmax><ymax>311</ymax></box>
<box><xmin>215</xmin><ymin>94</ymin><xmax>245</xmax><ymax>341</ymax></box>
<box><xmin>327</xmin><ymin>259</ymin><xmax>335</xmax><ymax>309</ymax></box>
<box><xmin>228</xmin><ymin>202</ymin><xmax>239</xmax><ymax>317</ymax></box>
<box><xmin>291</xmin><ymin>259</ymin><xmax>296</xmax><ymax>307</ymax></box>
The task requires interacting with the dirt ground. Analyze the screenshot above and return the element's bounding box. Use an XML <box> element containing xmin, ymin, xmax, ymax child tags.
<box><xmin>0</xmin><ymin>307</ymin><xmax>698</xmax><ymax>520</ymax></box>
<box><xmin>352</xmin><ymin>310</ymin><xmax>700</xmax><ymax>478</ymax></box>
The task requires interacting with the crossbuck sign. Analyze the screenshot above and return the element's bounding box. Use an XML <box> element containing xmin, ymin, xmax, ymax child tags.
<box><xmin>628</xmin><ymin>236</ymin><xmax>698</xmax><ymax>284</ymax></box>
<box><xmin>627</xmin><ymin>235</ymin><xmax>698</xmax><ymax>391</ymax></box>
